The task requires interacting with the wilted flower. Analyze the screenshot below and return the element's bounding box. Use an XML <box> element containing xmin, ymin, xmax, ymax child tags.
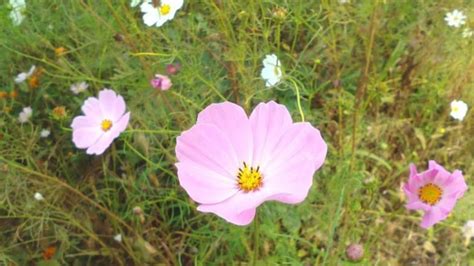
<box><xmin>463</xmin><ymin>28</ymin><xmax>474</xmax><ymax>38</ymax></box>
<box><xmin>71</xmin><ymin>89</ymin><xmax>130</xmax><ymax>155</ymax></box>
<box><xmin>40</xmin><ymin>129</ymin><xmax>51</xmax><ymax>138</ymax></box>
<box><xmin>54</xmin><ymin>47</ymin><xmax>66</xmax><ymax>57</ymax></box>
<box><xmin>166</xmin><ymin>63</ymin><xmax>181</xmax><ymax>75</ymax></box>
<box><xmin>18</xmin><ymin>106</ymin><xmax>32</xmax><ymax>123</ymax></box>
<box><xmin>52</xmin><ymin>106</ymin><xmax>67</xmax><ymax>120</ymax></box>
<box><xmin>34</xmin><ymin>192</ymin><xmax>44</xmax><ymax>201</ymax></box>
<box><xmin>70</xmin><ymin>82</ymin><xmax>89</xmax><ymax>94</ymax></box>
<box><xmin>113</xmin><ymin>234</ymin><xmax>122</xmax><ymax>243</ymax></box>
<box><xmin>346</xmin><ymin>244</ymin><xmax>363</xmax><ymax>261</ymax></box>
<box><xmin>0</xmin><ymin>92</ymin><xmax>7</xmax><ymax>99</ymax></box>
<box><xmin>404</xmin><ymin>161</ymin><xmax>467</xmax><ymax>229</ymax></box>
<box><xmin>261</xmin><ymin>54</ymin><xmax>282</xmax><ymax>87</ymax></box>
<box><xmin>140</xmin><ymin>0</ymin><xmax>184</xmax><ymax>27</ymax></box>
<box><xmin>450</xmin><ymin>100</ymin><xmax>468</xmax><ymax>121</ymax></box>
<box><xmin>9</xmin><ymin>0</ymin><xmax>26</xmax><ymax>26</ymax></box>
<box><xmin>176</xmin><ymin>101</ymin><xmax>327</xmax><ymax>225</ymax></box>
<box><xmin>445</xmin><ymin>10</ymin><xmax>467</xmax><ymax>28</ymax></box>
<box><xmin>150</xmin><ymin>74</ymin><xmax>172</xmax><ymax>91</ymax></box>
<box><xmin>14</xmin><ymin>65</ymin><xmax>36</xmax><ymax>83</ymax></box>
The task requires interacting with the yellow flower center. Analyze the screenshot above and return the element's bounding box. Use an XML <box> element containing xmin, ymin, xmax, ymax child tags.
<box><xmin>418</xmin><ymin>183</ymin><xmax>443</xmax><ymax>206</ymax></box>
<box><xmin>101</xmin><ymin>119</ymin><xmax>113</xmax><ymax>132</ymax></box>
<box><xmin>452</xmin><ymin>106</ymin><xmax>459</xmax><ymax>113</ymax></box>
<box><xmin>237</xmin><ymin>163</ymin><xmax>263</xmax><ymax>192</ymax></box>
<box><xmin>160</xmin><ymin>4</ymin><xmax>171</xmax><ymax>15</ymax></box>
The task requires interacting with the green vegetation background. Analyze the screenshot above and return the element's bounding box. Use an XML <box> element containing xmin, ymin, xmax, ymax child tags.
<box><xmin>0</xmin><ymin>0</ymin><xmax>473</xmax><ymax>265</ymax></box>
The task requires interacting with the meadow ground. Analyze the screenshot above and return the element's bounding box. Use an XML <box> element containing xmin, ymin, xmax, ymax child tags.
<box><xmin>0</xmin><ymin>0</ymin><xmax>473</xmax><ymax>265</ymax></box>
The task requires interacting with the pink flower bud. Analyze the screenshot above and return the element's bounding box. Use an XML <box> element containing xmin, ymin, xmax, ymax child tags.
<box><xmin>166</xmin><ymin>63</ymin><xmax>180</xmax><ymax>75</ymax></box>
<box><xmin>346</xmin><ymin>244</ymin><xmax>364</xmax><ymax>261</ymax></box>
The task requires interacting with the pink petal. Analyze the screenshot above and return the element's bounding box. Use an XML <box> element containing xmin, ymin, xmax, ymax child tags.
<box><xmin>197</xmin><ymin>190</ymin><xmax>271</xmax><ymax>226</ymax></box>
<box><xmin>176</xmin><ymin>123</ymin><xmax>240</xmax><ymax>184</ymax></box>
<box><xmin>71</xmin><ymin>116</ymin><xmax>102</xmax><ymax>149</ymax></box>
<box><xmin>420</xmin><ymin>207</ymin><xmax>448</xmax><ymax>229</ymax></box>
<box><xmin>248</xmin><ymin>101</ymin><xmax>293</xmax><ymax>167</ymax></box>
<box><xmin>85</xmin><ymin>112</ymin><xmax>129</xmax><ymax>155</ymax></box>
<box><xmin>98</xmin><ymin>89</ymin><xmax>126</xmax><ymax>122</ymax></box>
<box><xmin>197</xmin><ymin>102</ymin><xmax>253</xmax><ymax>164</ymax></box>
<box><xmin>406</xmin><ymin>201</ymin><xmax>431</xmax><ymax>212</ymax></box>
<box><xmin>409</xmin><ymin>163</ymin><xmax>418</xmax><ymax>177</ymax></box>
<box><xmin>437</xmin><ymin>195</ymin><xmax>458</xmax><ymax>214</ymax></box>
<box><xmin>81</xmin><ymin>97</ymin><xmax>104</xmax><ymax>123</ymax></box>
<box><xmin>443</xmin><ymin>170</ymin><xmax>467</xmax><ymax>197</ymax></box>
<box><xmin>176</xmin><ymin>161</ymin><xmax>238</xmax><ymax>204</ymax></box>
<box><xmin>263</xmin><ymin>122</ymin><xmax>327</xmax><ymax>176</ymax></box>
<box><xmin>428</xmin><ymin>160</ymin><xmax>450</xmax><ymax>177</ymax></box>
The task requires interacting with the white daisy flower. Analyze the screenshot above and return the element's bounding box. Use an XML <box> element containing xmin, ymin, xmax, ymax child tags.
<box><xmin>34</xmin><ymin>192</ymin><xmax>44</xmax><ymax>201</ymax></box>
<box><xmin>445</xmin><ymin>10</ymin><xmax>467</xmax><ymax>28</ymax></box>
<box><xmin>114</xmin><ymin>234</ymin><xmax>123</xmax><ymax>243</ymax></box>
<box><xmin>140</xmin><ymin>0</ymin><xmax>184</xmax><ymax>27</ymax></box>
<box><xmin>14</xmin><ymin>65</ymin><xmax>36</xmax><ymax>83</ymax></box>
<box><xmin>40</xmin><ymin>129</ymin><xmax>51</xmax><ymax>138</ymax></box>
<box><xmin>462</xmin><ymin>28</ymin><xmax>473</xmax><ymax>38</ymax></box>
<box><xmin>18</xmin><ymin>106</ymin><xmax>33</xmax><ymax>123</ymax></box>
<box><xmin>9</xmin><ymin>0</ymin><xmax>26</xmax><ymax>26</ymax></box>
<box><xmin>70</xmin><ymin>82</ymin><xmax>89</xmax><ymax>94</ymax></box>
<box><xmin>131</xmin><ymin>0</ymin><xmax>141</xmax><ymax>7</ymax></box>
<box><xmin>450</xmin><ymin>100</ymin><xmax>468</xmax><ymax>121</ymax></box>
<box><xmin>260</xmin><ymin>54</ymin><xmax>283</xmax><ymax>87</ymax></box>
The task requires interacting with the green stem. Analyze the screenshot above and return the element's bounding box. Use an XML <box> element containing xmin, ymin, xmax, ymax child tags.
<box><xmin>287</xmin><ymin>78</ymin><xmax>305</xmax><ymax>122</ymax></box>
<box><xmin>252</xmin><ymin>211</ymin><xmax>259</xmax><ymax>265</ymax></box>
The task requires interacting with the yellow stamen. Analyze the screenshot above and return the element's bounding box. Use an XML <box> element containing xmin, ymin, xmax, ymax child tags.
<box><xmin>452</xmin><ymin>106</ymin><xmax>459</xmax><ymax>113</ymax></box>
<box><xmin>101</xmin><ymin>119</ymin><xmax>113</xmax><ymax>132</ymax></box>
<box><xmin>418</xmin><ymin>183</ymin><xmax>443</xmax><ymax>206</ymax></box>
<box><xmin>237</xmin><ymin>162</ymin><xmax>263</xmax><ymax>192</ymax></box>
<box><xmin>160</xmin><ymin>4</ymin><xmax>171</xmax><ymax>15</ymax></box>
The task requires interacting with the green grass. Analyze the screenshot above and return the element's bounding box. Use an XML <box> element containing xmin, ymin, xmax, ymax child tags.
<box><xmin>1</xmin><ymin>0</ymin><xmax>473</xmax><ymax>265</ymax></box>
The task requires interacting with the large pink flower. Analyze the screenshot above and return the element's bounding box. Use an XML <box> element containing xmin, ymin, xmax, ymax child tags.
<box><xmin>404</xmin><ymin>160</ymin><xmax>467</xmax><ymax>229</ymax></box>
<box><xmin>175</xmin><ymin>101</ymin><xmax>327</xmax><ymax>225</ymax></box>
<box><xmin>71</xmin><ymin>89</ymin><xmax>130</xmax><ymax>155</ymax></box>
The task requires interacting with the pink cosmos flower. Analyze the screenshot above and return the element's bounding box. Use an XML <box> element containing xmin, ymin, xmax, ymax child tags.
<box><xmin>404</xmin><ymin>160</ymin><xmax>467</xmax><ymax>229</ymax></box>
<box><xmin>150</xmin><ymin>74</ymin><xmax>172</xmax><ymax>91</ymax></box>
<box><xmin>175</xmin><ymin>101</ymin><xmax>327</xmax><ymax>225</ymax></box>
<box><xmin>71</xmin><ymin>89</ymin><xmax>130</xmax><ymax>155</ymax></box>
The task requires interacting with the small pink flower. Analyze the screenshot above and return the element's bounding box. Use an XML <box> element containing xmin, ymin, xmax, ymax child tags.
<box><xmin>175</xmin><ymin>101</ymin><xmax>327</xmax><ymax>225</ymax></box>
<box><xmin>150</xmin><ymin>74</ymin><xmax>172</xmax><ymax>91</ymax></box>
<box><xmin>404</xmin><ymin>161</ymin><xmax>467</xmax><ymax>229</ymax></box>
<box><xmin>71</xmin><ymin>89</ymin><xmax>130</xmax><ymax>155</ymax></box>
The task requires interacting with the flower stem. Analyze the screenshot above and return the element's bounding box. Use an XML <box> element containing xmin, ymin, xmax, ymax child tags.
<box><xmin>252</xmin><ymin>211</ymin><xmax>260</xmax><ymax>265</ymax></box>
<box><xmin>287</xmin><ymin>78</ymin><xmax>305</xmax><ymax>122</ymax></box>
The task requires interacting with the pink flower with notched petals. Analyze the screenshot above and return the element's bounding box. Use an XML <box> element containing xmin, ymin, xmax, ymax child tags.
<box><xmin>404</xmin><ymin>161</ymin><xmax>467</xmax><ymax>229</ymax></box>
<box><xmin>71</xmin><ymin>89</ymin><xmax>130</xmax><ymax>155</ymax></box>
<box><xmin>175</xmin><ymin>101</ymin><xmax>327</xmax><ymax>226</ymax></box>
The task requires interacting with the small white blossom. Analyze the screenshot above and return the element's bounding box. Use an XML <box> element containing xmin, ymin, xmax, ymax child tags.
<box><xmin>70</xmin><ymin>82</ymin><xmax>89</xmax><ymax>94</ymax></box>
<box><xmin>339</xmin><ymin>0</ymin><xmax>350</xmax><ymax>3</ymax></box>
<box><xmin>114</xmin><ymin>234</ymin><xmax>123</xmax><ymax>243</ymax></box>
<box><xmin>34</xmin><ymin>192</ymin><xmax>44</xmax><ymax>201</ymax></box>
<box><xmin>450</xmin><ymin>100</ymin><xmax>468</xmax><ymax>121</ymax></box>
<box><xmin>14</xmin><ymin>65</ymin><xmax>36</xmax><ymax>83</ymax></box>
<box><xmin>445</xmin><ymin>10</ymin><xmax>467</xmax><ymax>28</ymax></box>
<box><xmin>18</xmin><ymin>106</ymin><xmax>33</xmax><ymax>123</ymax></box>
<box><xmin>462</xmin><ymin>28</ymin><xmax>473</xmax><ymax>38</ymax></box>
<box><xmin>40</xmin><ymin>129</ymin><xmax>51</xmax><ymax>138</ymax></box>
<box><xmin>9</xmin><ymin>0</ymin><xmax>26</xmax><ymax>26</ymax></box>
<box><xmin>260</xmin><ymin>54</ymin><xmax>283</xmax><ymax>87</ymax></box>
<box><xmin>131</xmin><ymin>0</ymin><xmax>141</xmax><ymax>7</ymax></box>
<box><xmin>140</xmin><ymin>0</ymin><xmax>184</xmax><ymax>27</ymax></box>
